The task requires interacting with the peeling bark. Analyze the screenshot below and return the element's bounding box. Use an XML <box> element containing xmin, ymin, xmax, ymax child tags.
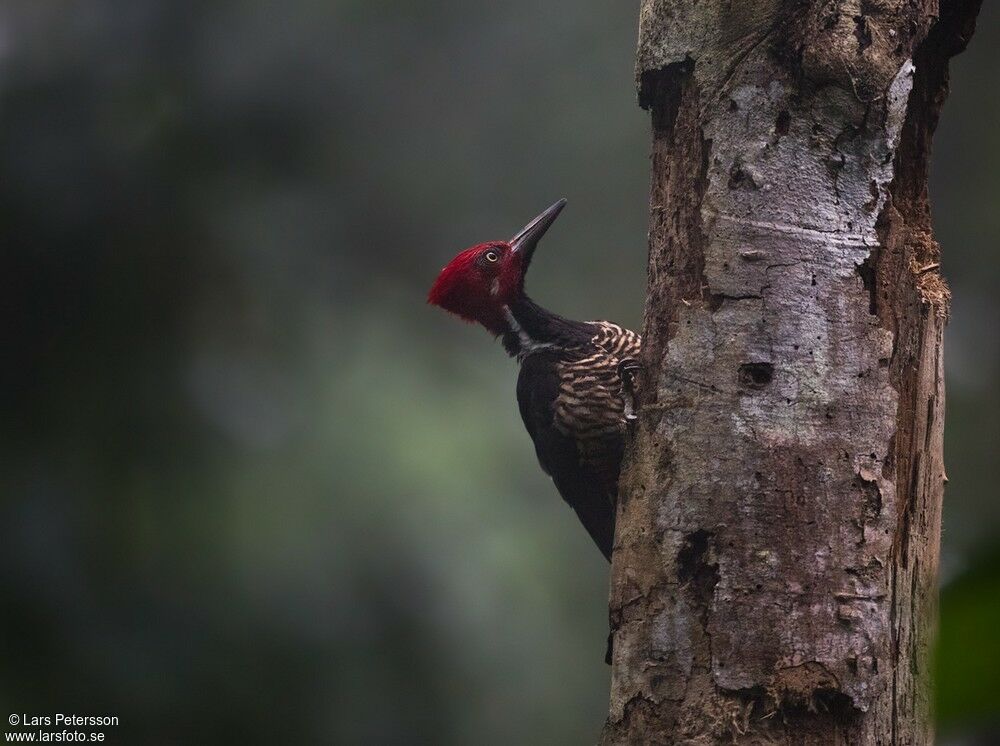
<box><xmin>605</xmin><ymin>1</ymin><xmax>981</xmax><ymax>743</ymax></box>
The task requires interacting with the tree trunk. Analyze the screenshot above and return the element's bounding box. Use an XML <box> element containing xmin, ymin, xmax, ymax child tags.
<box><xmin>605</xmin><ymin>1</ymin><xmax>981</xmax><ymax>743</ymax></box>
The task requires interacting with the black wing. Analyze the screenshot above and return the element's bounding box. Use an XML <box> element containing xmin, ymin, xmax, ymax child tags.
<box><xmin>516</xmin><ymin>352</ymin><xmax>618</xmax><ymax>561</ymax></box>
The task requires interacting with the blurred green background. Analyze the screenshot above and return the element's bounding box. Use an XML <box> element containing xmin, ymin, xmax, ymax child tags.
<box><xmin>1</xmin><ymin>1</ymin><xmax>996</xmax><ymax>744</ymax></box>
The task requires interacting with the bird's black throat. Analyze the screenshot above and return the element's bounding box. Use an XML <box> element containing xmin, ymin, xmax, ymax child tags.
<box><xmin>500</xmin><ymin>297</ymin><xmax>594</xmax><ymax>360</ymax></box>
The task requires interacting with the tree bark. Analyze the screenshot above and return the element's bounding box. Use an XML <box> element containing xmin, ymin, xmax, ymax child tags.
<box><xmin>605</xmin><ymin>1</ymin><xmax>981</xmax><ymax>743</ymax></box>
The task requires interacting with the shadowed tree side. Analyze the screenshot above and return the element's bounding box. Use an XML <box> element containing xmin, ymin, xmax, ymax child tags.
<box><xmin>605</xmin><ymin>1</ymin><xmax>981</xmax><ymax>743</ymax></box>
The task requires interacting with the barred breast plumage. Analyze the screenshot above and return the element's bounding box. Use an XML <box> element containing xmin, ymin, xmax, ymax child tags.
<box><xmin>554</xmin><ymin>322</ymin><xmax>641</xmax><ymax>438</ymax></box>
<box><xmin>515</xmin><ymin>317</ymin><xmax>641</xmax><ymax>560</ymax></box>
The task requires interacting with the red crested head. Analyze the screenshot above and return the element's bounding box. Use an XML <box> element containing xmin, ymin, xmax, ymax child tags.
<box><xmin>428</xmin><ymin>199</ymin><xmax>566</xmax><ymax>335</ymax></box>
<box><xmin>427</xmin><ymin>240</ymin><xmax>524</xmax><ymax>334</ymax></box>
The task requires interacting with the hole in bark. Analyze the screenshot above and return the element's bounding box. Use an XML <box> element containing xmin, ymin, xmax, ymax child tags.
<box><xmin>775</xmin><ymin>109</ymin><xmax>791</xmax><ymax>136</ymax></box>
<box><xmin>769</xmin><ymin>663</ymin><xmax>860</xmax><ymax>723</ymax></box>
<box><xmin>739</xmin><ymin>362</ymin><xmax>774</xmax><ymax>388</ymax></box>
<box><xmin>728</xmin><ymin>160</ymin><xmax>758</xmax><ymax>190</ymax></box>
<box><xmin>855</xmin><ymin>256</ymin><xmax>878</xmax><ymax>315</ymax></box>
<box><xmin>678</xmin><ymin>530</ymin><xmax>713</xmax><ymax>581</ymax></box>
<box><xmin>677</xmin><ymin>530</ymin><xmax>719</xmax><ymax>619</ymax></box>
<box><xmin>639</xmin><ymin>58</ymin><xmax>694</xmax><ymax>132</ymax></box>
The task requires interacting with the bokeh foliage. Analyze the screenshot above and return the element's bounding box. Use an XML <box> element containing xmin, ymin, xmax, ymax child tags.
<box><xmin>1</xmin><ymin>1</ymin><xmax>997</xmax><ymax>743</ymax></box>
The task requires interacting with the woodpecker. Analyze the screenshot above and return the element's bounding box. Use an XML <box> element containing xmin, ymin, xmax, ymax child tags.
<box><xmin>428</xmin><ymin>199</ymin><xmax>640</xmax><ymax>561</ymax></box>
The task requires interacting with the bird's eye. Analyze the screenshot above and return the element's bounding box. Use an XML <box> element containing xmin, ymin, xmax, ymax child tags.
<box><xmin>484</xmin><ymin>250</ymin><xmax>499</xmax><ymax>263</ymax></box>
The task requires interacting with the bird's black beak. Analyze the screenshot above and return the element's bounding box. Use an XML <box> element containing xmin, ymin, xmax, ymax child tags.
<box><xmin>509</xmin><ymin>198</ymin><xmax>566</xmax><ymax>266</ymax></box>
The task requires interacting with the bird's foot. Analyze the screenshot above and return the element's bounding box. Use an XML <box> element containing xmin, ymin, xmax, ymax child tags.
<box><xmin>619</xmin><ymin>359</ymin><xmax>642</xmax><ymax>428</ymax></box>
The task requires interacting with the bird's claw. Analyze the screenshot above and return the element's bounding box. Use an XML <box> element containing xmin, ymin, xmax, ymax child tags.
<box><xmin>619</xmin><ymin>359</ymin><xmax>643</xmax><ymax>428</ymax></box>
